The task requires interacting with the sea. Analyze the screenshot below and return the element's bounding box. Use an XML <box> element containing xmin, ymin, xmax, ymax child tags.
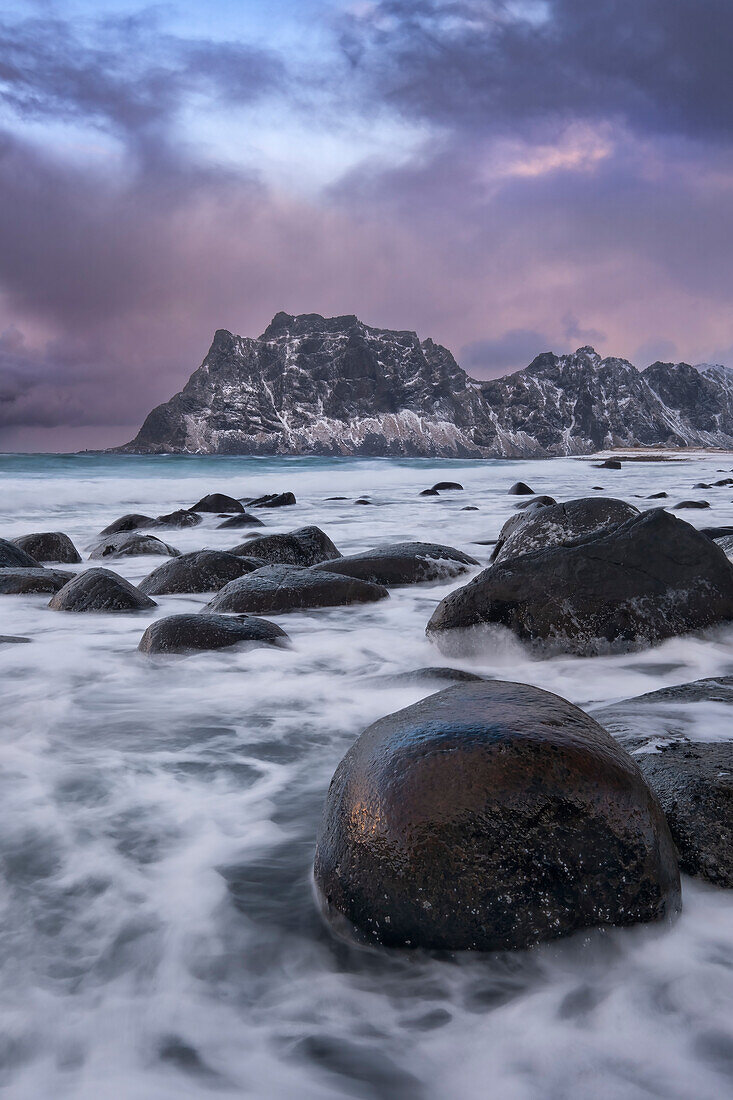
<box><xmin>0</xmin><ymin>452</ymin><xmax>732</xmax><ymax>1100</ymax></box>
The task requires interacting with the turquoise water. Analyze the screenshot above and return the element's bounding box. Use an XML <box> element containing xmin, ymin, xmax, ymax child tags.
<box><xmin>0</xmin><ymin>453</ymin><xmax>731</xmax><ymax>1099</ymax></box>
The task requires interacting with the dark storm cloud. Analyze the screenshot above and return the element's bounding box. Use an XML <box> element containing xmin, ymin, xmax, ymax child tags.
<box><xmin>340</xmin><ymin>0</ymin><xmax>733</xmax><ymax>142</ymax></box>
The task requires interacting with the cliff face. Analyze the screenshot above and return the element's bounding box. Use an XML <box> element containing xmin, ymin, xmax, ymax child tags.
<box><xmin>115</xmin><ymin>313</ymin><xmax>733</xmax><ymax>456</ymax></box>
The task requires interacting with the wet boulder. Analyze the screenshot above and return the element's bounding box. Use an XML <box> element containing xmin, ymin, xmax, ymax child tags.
<box><xmin>0</xmin><ymin>538</ymin><xmax>45</xmax><ymax>568</ymax></box>
<box><xmin>49</xmin><ymin>568</ymin><xmax>156</xmax><ymax>612</ymax></box>
<box><xmin>11</xmin><ymin>532</ymin><xmax>81</xmax><ymax>564</ymax></box>
<box><xmin>492</xmin><ymin>497</ymin><xmax>639</xmax><ymax>565</ymax></box>
<box><xmin>0</xmin><ymin>635</ymin><xmax>30</xmax><ymax>644</ymax></box>
<box><xmin>314</xmin><ymin>680</ymin><xmax>680</xmax><ymax>951</ymax></box>
<box><xmin>372</xmin><ymin>667</ymin><xmax>487</xmax><ymax>686</ymax></box>
<box><xmin>208</xmin><ymin>565</ymin><xmax>388</xmax><ymax>614</ymax></box>
<box><xmin>508</xmin><ymin>481</ymin><xmax>534</xmax><ymax>495</ymax></box>
<box><xmin>0</xmin><ymin>567</ymin><xmax>74</xmax><ymax>594</ymax></box>
<box><xmin>217</xmin><ymin>513</ymin><xmax>265</xmax><ymax>530</ymax></box>
<box><xmin>432</xmin><ymin>482</ymin><xmax>463</xmax><ymax>491</ymax></box>
<box><xmin>89</xmin><ymin>533</ymin><xmax>180</xmax><ymax>560</ymax></box>
<box><xmin>155</xmin><ymin>509</ymin><xmax>202</xmax><ymax>528</ymax></box>
<box><xmin>428</xmin><ymin>509</ymin><xmax>733</xmax><ymax>657</ymax></box>
<box><xmin>139</xmin><ymin>550</ymin><xmax>261</xmax><ymax>596</ymax></box>
<box><xmin>419</xmin><ymin>488</ymin><xmax>439</xmax><ymax>496</ymax></box>
<box><xmin>597</xmin><ymin>458</ymin><xmax>622</xmax><ymax>469</ymax></box>
<box><xmin>138</xmin><ymin>613</ymin><xmax>290</xmax><ymax>655</ymax></box>
<box><xmin>716</xmin><ymin>534</ymin><xmax>733</xmax><ymax>556</ymax></box>
<box><xmin>99</xmin><ymin>514</ymin><xmax>156</xmax><ymax>536</ymax></box>
<box><xmin>701</xmin><ymin>526</ymin><xmax>733</xmax><ymax>540</ymax></box>
<box><xmin>311</xmin><ymin>542</ymin><xmax>478</xmax><ymax>587</ymax></box>
<box><xmin>247</xmin><ymin>492</ymin><xmax>296</xmax><ymax>508</ymax></box>
<box><xmin>648</xmin><ymin>492</ymin><xmax>668</xmax><ymax>499</ymax></box>
<box><xmin>354</xmin><ymin>498</ymin><xmax>373</xmax><ymax>505</ymax></box>
<box><xmin>515</xmin><ymin>495</ymin><xmax>556</xmax><ymax>510</ymax></box>
<box><xmin>673</xmin><ymin>500</ymin><xmax>710</xmax><ymax>509</ymax></box>
<box><xmin>230</xmin><ymin>526</ymin><xmax>341</xmax><ymax>567</ymax></box>
<box><xmin>190</xmin><ymin>493</ymin><xmax>244</xmax><ymax>514</ymax></box>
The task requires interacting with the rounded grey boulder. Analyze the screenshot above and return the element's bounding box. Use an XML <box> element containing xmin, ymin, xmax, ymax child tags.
<box><xmin>12</xmin><ymin>532</ymin><xmax>82</xmax><ymax>564</ymax></box>
<box><xmin>89</xmin><ymin>534</ymin><xmax>180</xmax><ymax>560</ymax></box>
<box><xmin>138</xmin><ymin>613</ymin><xmax>290</xmax><ymax>655</ymax></box>
<box><xmin>311</xmin><ymin>542</ymin><xmax>478</xmax><ymax>587</ymax></box>
<box><xmin>190</xmin><ymin>494</ymin><xmax>244</xmax><ymax>513</ymax></box>
<box><xmin>508</xmin><ymin>481</ymin><xmax>534</xmax><ymax>495</ymax></box>
<box><xmin>217</xmin><ymin>513</ymin><xmax>265</xmax><ymax>529</ymax></box>
<box><xmin>314</xmin><ymin>681</ymin><xmax>680</xmax><ymax>951</ymax></box>
<box><xmin>0</xmin><ymin>538</ymin><xmax>41</xmax><ymax>568</ymax></box>
<box><xmin>208</xmin><ymin>564</ymin><xmax>388</xmax><ymax>614</ymax></box>
<box><xmin>99</xmin><ymin>514</ymin><xmax>156</xmax><ymax>536</ymax></box>
<box><xmin>230</xmin><ymin>526</ymin><xmax>341</xmax><ymax>567</ymax></box>
<box><xmin>155</xmin><ymin>509</ymin><xmax>202</xmax><ymax>528</ymax></box>
<box><xmin>429</xmin><ymin>509</ymin><xmax>733</xmax><ymax>657</ymax></box>
<box><xmin>49</xmin><ymin>568</ymin><xmax>156</xmax><ymax>612</ymax></box>
<box><xmin>139</xmin><ymin>550</ymin><xmax>261</xmax><ymax>595</ymax></box>
<box><xmin>492</xmin><ymin>497</ymin><xmax>639</xmax><ymax>565</ymax></box>
<box><xmin>0</xmin><ymin>567</ymin><xmax>74</xmax><ymax>594</ymax></box>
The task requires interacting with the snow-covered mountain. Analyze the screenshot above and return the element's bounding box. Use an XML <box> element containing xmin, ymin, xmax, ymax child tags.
<box><xmin>114</xmin><ymin>313</ymin><xmax>733</xmax><ymax>456</ymax></box>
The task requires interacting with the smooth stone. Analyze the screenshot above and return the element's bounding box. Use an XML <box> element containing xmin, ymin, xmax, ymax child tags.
<box><xmin>217</xmin><ymin>513</ymin><xmax>265</xmax><ymax>529</ymax></box>
<box><xmin>428</xmin><ymin>509</ymin><xmax>733</xmax><ymax>657</ymax></box>
<box><xmin>648</xmin><ymin>492</ymin><xmax>668</xmax><ymax>499</ymax></box>
<box><xmin>138</xmin><ymin>613</ymin><xmax>290</xmax><ymax>655</ymax></box>
<box><xmin>190</xmin><ymin>494</ymin><xmax>244</xmax><ymax>513</ymax></box>
<box><xmin>311</xmin><ymin>542</ymin><xmax>478</xmax><ymax>587</ymax></box>
<box><xmin>230</xmin><ymin>526</ymin><xmax>341</xmax><ymax>567</ymax></box>
<box><xmin>11</xmin><ymin>532</ymin><xmax>82</xmax><ymax>564</ymax></box>
<box><xmin>354</xmin><ymin>499</ymin><xmax>373</xmax><ymax>505</ymax></box>
<box><xmin>314</xmin><ymin>680</ymin><xmax>680</xmax><ymax>951</ymax></box>
<box><xmin>155</xmin><ymin>509</ymin><xmax>202</xmax><ymax>528</ymax></box>
<box><xmin>674</xmin><ymin>500</ymin><xmax>710</xmax><ymax>509</ymax></box>
<box><xmin>714</xmin><ymin>478</ymin><xmax>733</xmax><ymax>487</ymax></box>
<box><xmin>508</xmin><ymin>481</ymin><xmax>534</xmax><ymax>495</ymax></box>
<box><xmin>492</xmin><ymin>497</ymin><xmax>639</xmax><ymax>565</ymax></box>
<box><xmin>462</xmin><ymin>506</ymin><xmax>479</xmax><ymax>511</ymax></box>
<box><xmin>49</xmin><ymin>568</ymin><xmax>156</xmax><ymax>612</ymax></box>
<box><xmin>419</xmin><ymin>488</ymin><xmax>439</xmax><ymax>496</ymax></box>
<box><xmin>247</xmin><ymin>492</ymin><xmax>296</xmax><ymax>508</ymax></box>
<box><xmin>139</xmin><ymin>550</ymin><xmax>261</xmax><ymax>595</ymax></box>
<box><xmin>0</xmin><ymin>567</ymin><xmax>74</xmax><ymax>594</ymax></box>
<box><xmin>694</xmin><ymin>482</ymin><xmax>712</xmax><ymax>489</ymax></box>
<box><xmin>99</xmin><ymin>514</ymin><xmax>156</xmax><ymax>536</ymax></box>
<box><xmin>325</xmin><ymin>497</ymin><xmax>349</xmax><ymax>501</ymax></box>
<box><xmin>0</xmin><ymin>538</ymin><xmax>42</xmax><ymax>569</ymax></box>
<box><xmin>208</xmin><ymin>565</ymin><xmax>388</xmax><ymax>614</ymax></box>
<box><xmin>89</xmin><ymin>534</ymin><xmax>180</xmax><ymax>560</ymax></box>
<box><xmin>373</xmin><ymin>667</ymin><xmax>487</xmax><ymax>686</ymax></box>
<box><xmin>432</xmin><ymin>482</ymin><xmax>464</xmax><ymax>491</ymax></box>
<box><xmin>515</xmin><ymin>495</ymin><xmax>556</xmax><ymax>510</ymax></box>
<box><xmin>597</xmin><ymin>459</ymin><xmax>622</xmax><ymax>469</ymax></box>
<box><xmin>0</xmin><ymin>635</ymin><xmax>31</xmax><ymax>644</ymax></box>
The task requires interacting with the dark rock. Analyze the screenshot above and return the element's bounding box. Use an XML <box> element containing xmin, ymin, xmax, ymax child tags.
<box><xmin>247</xmin><ymin>492</ymin><xmax>296</xmax><ymax>508</ymax></box>
<box><xmin>462</xmin><ymin>506</ymin><xmax>479</xmax><ymax>511</ymax></box>
<box><xmin>208</xmin><ymin>565</ymin><xmax>388</xmax><ymax>614</ymax></box>
<box><xmin>11</xmin><ymin>532</ymin><xmax>82</xmax><ymax>564</ymax></box>
<box><xmin>515</xmin><ymin>495</ymin><xmax>557</xmax><ymax>510</ymax></box>
<box><xmin>0</xmin><ymin>567</ymin><xmax>74</xmax><ymax>594</ymax></box>
<box><xmin>701</xmin><ymin>526</ymin><xmax>733</xmax><ymax>540</ymax></box>
<box><xmin>89</xmin><ymin>534</ymin><xmax>180</xmax><ymax>560</ymax></box>
<box><xmin>492</xmin><ymin>497</ymin><xmax>639</xmax><ymax>565</ymax></box>
<box><xmin>311</xmin><ymin>542</ymin><xmax>478</xmax><ymax>587</ymax></box>
<box><xmin>717</xmin><ymin>534</ymin><xmax>733</xmax><ymax>556</ymax></box>
<box><xmin>714</xmin><ymin>478</ymin><xmax>733</xmax><ymax>487</ymax></box>
<box><xmin>648</xmin><ymin>492</ymin><xmax>668</xmax><ymax>499</ymax></box>
<box><xmin>694</xmin><ymin>482</ymin><xmax>712</xmax><ymax>489</ymax></box>
<box><xmin>217</xmin><ymin>513</ymin><xmax>265</xmax><ymax>529</ymax></box>
<box><xmin>0</xmin><ymin>539</ymin><xmax>45</xmax><ymax>569</ymax></box>
<box><xmin>597</xmin><ymin>458</ymin><xmax>622</xmax><ymax>469</ymax></box>
<box><xmin>419</xmin><ymin>489</ymin><xmax>439</xmax><ymax>496</ymax></box>
<box><xmin>139</xmin><ymin>550</ymin><xmax>261</xmax><ymax>595</ymax></box>
<box><xmin>0</xmin><ymin>635</ymin><xmax>31</xmax><ymax>644</ymax></box>
<box><xmin>155</xmin><ymin>509</ymin><xmax>202</xmax><ymax>528</ymax></box>
<box><xmin>190</xmin><ymin>494</ymin><xmax>244</xmax><ymax>513</ymax></box>
<box><xmin>673</xmin><ymin>500</ymin><xmax>710</xmax><ymax>509</ymax></box>
<box><xmin>432</xmin><ymin>482</ymin><xmax>464</xmax><ymax>491</ymax></box>
<box><xmin>49</xmin><ymin>569</ymin><xmax>156</xmax><ymax>612</ymax></box>
<box><xmin>592</xmin><ymin>485</ymin><xmax>605</xmax><ymax>490</ymax></box>
<box><xmin>354</xmin><ymin>498</ymin><xmax>373</xmax><ymax>505</ymax></box>
<box><xmin>374</xmin><ymin>667</ymin><xmax>487</xmax><ymax>686</ymax></box>
<box><xmin>314</xmin><ymin>680</ymin><xmax>680</xmax><ymax>951</ymax></box>
<box><xmin>428</xmin><ymin>509</ymin><xmax>733</xmax><ymax>657</ymax></box>
<box><xmin>325</xmin><ymin>496</ymin><xmax>348</xmax><ymax>501</ymax></box>
<box><xmin>508</xmin><ymin>481</ymin><xmax>534</xmax><ymax>495</ymax></box>
<box><xmin>230</xmin><ymin>526</ymin><xmax>341</xmax><ymax>567</ymax></box>
<box><xmin>99</xmin><ymin>514</ymin><xmax>156</xmax><ymax>536</ymax></box>
<box><xmin>138</xmin><ymin>613</ymin><xmax>290</xmax><ymax>655</ymax></box>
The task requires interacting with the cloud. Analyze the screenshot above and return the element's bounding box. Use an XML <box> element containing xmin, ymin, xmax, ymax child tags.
<box><xmin>460</xmin><ymin>329</ymin><xmax>550</xmax><ymax>375</ymax></box>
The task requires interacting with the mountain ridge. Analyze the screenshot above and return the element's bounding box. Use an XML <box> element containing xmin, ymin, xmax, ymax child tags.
<box><xmin>113</xmin><ymin>312</ymin><xmax>733</xmax><ymax>456</ymax></box>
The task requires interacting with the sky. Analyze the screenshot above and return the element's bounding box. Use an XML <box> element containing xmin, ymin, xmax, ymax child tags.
<box><xmin>1</xmin><ymin>0</ymin><xmax>732</xmax><ymax>450</ymax></box>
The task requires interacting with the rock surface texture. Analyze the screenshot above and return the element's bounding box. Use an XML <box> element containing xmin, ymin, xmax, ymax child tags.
<box><xmin>138</xmin><ymin>613</ymin><xmax>289</xmax><ymax>655</ymax></box>
<box><xmin>11</xmin><ymin>532</ymin><xmax>82</xmax><ymax>564</ymax></box>
<box><xmin>311</xmin><ymin>542</ymin><xmax>478</xmax><ymax>586</ymax></box>
<box><xmin>208</xmin><ymin>564</ymin><xmax>388</xmax><ymax>614</ymax></box>
<box><xmin>49</xmin><ymin>569</ymin><xmax>156</xmax><ymax>612</ymax></box>
<box><xmin>112</xmin><ymin>314</ymin><xmax>733</xmax><ymax>456</ymax></box>
<box><xmin>314</xmin><ymin>681</ymin><xmax>680</xmax><ymax>951</ymax></box>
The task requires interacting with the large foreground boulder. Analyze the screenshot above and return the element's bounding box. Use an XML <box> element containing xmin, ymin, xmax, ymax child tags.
<box><xmin>428</xmin><ymin>510</ymin><xmax>733</xmax><ymax>657</ymax></box>
<box><xmin>0</xmin><ymin>568</ymin><xmax>74</xmax><ymax>594</ymax></box>
<box><xmin>314</xmin><ymin>681</ymin><xmax>680</xmax><ymax>951</ymax></box>
<box><xmin>11</xmin><ymin>532</ymin><xmax>82</xmax><ymax>564</ymax></box>
<box><xmin>89</xmin><ymin>533</ymin><xmax>180</xmax><ymax>560</ymax></box>
<box><xmin>190</xmin><ymin>493</ymin><xmax>244</xmax><ymax>513</ymax></box>
<box><xmin>230</xmin><ymin>526</ymin><xmax>340</xmax><ymax>567</ymax></box>
<box><xmin>311</xmin><ymin>542</ymin><xmax>478</xmax><ymax>587</ymax></box>
<box><xmin>139</xmin><ymin>550</ymin><xmax>261</xmax><ymax>595</ymax></box>
<box><xmin>138</xmin><ymin>613</ymin><xmax>290</xmax><ymax>655</ymax></box>
<box><xmin>491</xmin><ymin>497</ymin><xmax>639</xmax><ymax>565</ymax></box>
<box><xmin>593</xmin><ymin>677</ymin><xmax>733</xmax><ymax>887</ymax></box>
<box><xmin>208</xmin><ymin>565</ymin><xmax>388</xmax><ymax>614</ymax></box>
<box><xmin>0</xmin><ymin>538</ymin><xmax>41</xmax><ymax>568</ymax></box>
<box><xmin>49</xmin><ymin>569</ymin><xmax>156</xmax><ymax>612</ymax></box>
